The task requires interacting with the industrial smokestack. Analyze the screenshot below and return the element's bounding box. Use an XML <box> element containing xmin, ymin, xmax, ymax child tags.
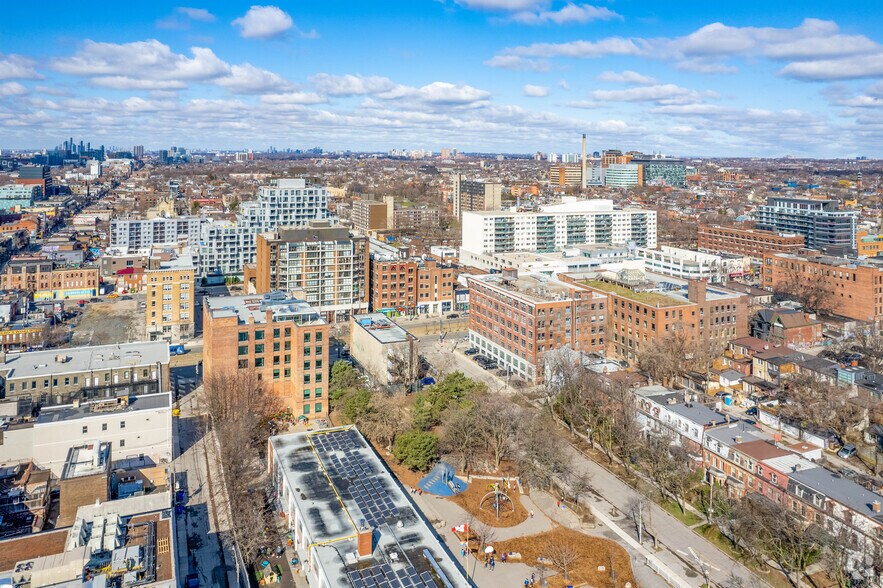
<box><xmin>581</xmin><ymin>133</ymin><xmax>587</xmax><ymax>190</ymax></box>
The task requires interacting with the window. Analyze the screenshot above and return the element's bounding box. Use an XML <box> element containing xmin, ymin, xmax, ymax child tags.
<box><xmin>315</xmin><ymin>373</ymin><xmax>323</xmax><ymax>383</ymax></box>
<box><xmin>303</xmin><ymin>374</ymin><xmax>311</xmax><ymax>384</ymax></box>
<box><xmin>284</xmin><ymin>368</ymin><xmax>291</xmax><ymax>377</ymax></box>
<box><xmin>82</xmin><ymin>426</ymin><xmax>88</xmax><ymax>434</ymax></box>
<box><xmin>315</xmin><ymin>345</ymin><xmax>323</xmax><ymax>356</ymax></box>
<box><xmin>304</xmin><ymin>333</ymin><xmax>311</xmax><ymax>343</ymax></box>
<box><xmin>315</xmin><ymin>388</ymin><xmax>322</xmax><ymax>398</ymax></box>
<box><xmin>238</xmin><ymin>359</ymin><xmax>249</xmax><ymax>369</ymax></box>
<box><xmin>273</xmin><ymin>369</ymin><xmax>280</xmax><ymax>380</ymax></box>
<box><xmin>316</xmin><ymin>332</ymin><xmax>323</xmax><ymax>342</ymax></box>
<box><xmin>254</xmin><ymin>344</ymin><xmax>264</xmax><ymax>354</ymax></box>
<box><xmin>102</xmin><ymin>423</ymin><xmax>108</xmax><ymax>431</ymax></box>
<box><xmin>303</xmin><ymin>404</ymin><xmax>311</xmax><ymax>415</ymax></box>
<box><xmin>120</xmin><ymin>421</ymin><xmax>126</xmax><ymax>429</ymax></box>
<box><xmin>304</xmin><ymin>346</ymin><xmax>311</xmax><ymax>356</ymax></box>
<box><xmin>304</xmin><ymin>361</ymin><xmax>311</xmax><ymax>371</ymax></box>
<box><xmin>273</xmin><ymin>328</ymin><xmax>280</xmax><ymax>338</ymax></box>
<box><xmin>303</xmin><ymin>389</ymin><xmax>311</xmax><ymax>400</ymax></box>
<box><xmin>255</xmin><ymin>330</ymin><xmax>265</xmax><ymax>340</ymax></box>
<box><xmin>315</xmin><ymin>402</ymin><xmax>322</xmax><ymax>413</ymax></box>
<box><xmin>273</xmin><ymin>342</ymin><xmax>280</xmax><ymax>352</ymax></box>
<box><xmin>238</xmin><ymin>332</ymin><xmax>249</xmax><ymax>342</ymax></box>
<box><xmin>255</xmin><ymin>358</ymin><xmax>264</xmax><ymax>367</ymax></box>
<box><xmin>238</xmin><ymin>345</ymin><xmax>248</xmax><ymax>356</ymax></box>
<box><xmin>120</xmin><ymin>439</ymin><xmax>125</xmax><ymax>448</ymax></box>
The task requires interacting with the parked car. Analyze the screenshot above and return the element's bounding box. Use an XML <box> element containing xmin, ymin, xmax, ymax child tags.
<box><xmin>420</xmin><ymin>377</ymin><xmax>436</xmax><ymax>387</ymax></box>
<box><xmin>169</xmin><ymin>344</ymin><xmax>186</xmax><ymax>356</ymax></box>
<box><xmin>464</xmin><ymin>347</ymin><xmax>479</xmax><ymax>356</ymax></box>
<box><xmin>838</xmin><ymin>444</ymin><xmax>857</xmax><ymax>459</ymax></box>
<box><xmin>482</xmin><ymin>362</ymin><xmax>498</xmax><ymax>371</ymax></box>
<box><xmin>473</xmin><ymin>355</ymin><xmax>489</xmax><ymax>363</ymax></box>
<box><xmin>446</xmin><ymin>313</ymin><xmax>459</xmax><ymax>319</ymax></box>
<box><xmin>120</xmin><ymin>295</ymin><xmax>133</xmax><ymax>300</ymax></box>
<box><xmin>745</xmin><ymin>406</ymin><xmax>758</xmax><ymax>417</ymax></box>
<box><xmin>77</xmin><ymin>299</ymin><xmax>88</xmax><ymax>307</ymax></box>
<box><xmin>106</xmin><ymin>293</ymin><xmax>119</xmax><ymax>299</ymax></box>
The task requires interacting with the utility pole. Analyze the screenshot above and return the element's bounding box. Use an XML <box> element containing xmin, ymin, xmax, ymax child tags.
<box><xmin>637</xmin><ymin>499</ymin><xmax>644</xmax><ymax>546</ymax></box>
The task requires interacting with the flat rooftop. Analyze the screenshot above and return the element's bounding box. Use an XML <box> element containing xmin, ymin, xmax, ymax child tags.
<box><xmin>471</xmin><ymin>272</ymin><xmax>600</xmax><ymax>305</ymax></box>
<box><xmin>269</xmin><ymin>427</ymin><xmax>469</xmax><ymax>588</ymax></box>
<box><xmin>61</xmin><ymin>442</ymin><xmax>110</xmax><ymax>480</ymax></box>
<box><xmin>205</xmin><ymin>291</ymin><xmax>326</xmax><ymax>326</ymax></box>
<box><xmin>36</xmin><ymin>393</ymin><xmax>170</xmax><ymax>425</ymax></box>
<box><xmin>353</xmin><ymin>313</ymin><xmax>414</xmax><ymax>344</ymax></box>
<box><xmin>0</xmin><ymin>342</ymin><xmax>169</xmax><ymax>380</ymax></box>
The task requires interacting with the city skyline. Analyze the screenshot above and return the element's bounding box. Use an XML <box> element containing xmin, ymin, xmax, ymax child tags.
<box><xmin>2</xmin><ymin>1</ymin><xmax>883</xmax><ymax>156</ymax></box>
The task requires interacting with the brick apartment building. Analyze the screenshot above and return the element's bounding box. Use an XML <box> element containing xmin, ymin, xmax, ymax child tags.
<box><xmin>252</xmin><ymin>221</ymin><xmax>369</xmax><ymax>323</ymax></box>
<box><xmin>352</xmin><ymin>199</ymin><xmax>391</xmax><ymax>234</ymax></box>
<box><xmin>857</xmin><ymin>231</ymin><xmax>883</xmax><ymax>257</ymax></box>
<box><xmin>203</xmin><ymin>292</ymin><xmax>330</xmax><ymax>417</ymax></box>
<box><xmin>145</xmin><ymin>252</ymin><xmax>195</xmax><ymax>343</ymax></box>
<box><xmin>369</xmin><ymin>256</ymin><xmax>455</xmax><ymax>316</ymax></box>
<box><xmin>467</xmin><ymin>270</ymin><xmax>607</xmax><ymax>383</ymax></box>
<box><xmin>698</xmin><ymin>225</ymin><xmax>805</xmax><ymax>264</ymax></box>
<box><xmin>762</xmin><ymin>252</ymin><xmax>883</xmax><ymax>323</ymax></box>
<box><xmin>0</xmin><ymin>256</ymin><xmax>99</xmax><ymax>300</ymax></box>
<box><xmin>563</xmin><ymin>270</ymin><xmax>749</xmax><ymax>362</ymax></box>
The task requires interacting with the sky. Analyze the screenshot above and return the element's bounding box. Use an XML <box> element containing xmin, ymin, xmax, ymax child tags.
<box><xmin>3</xmin><ymin>1</ymin><xmax>883</xmax><ymax>157</ymax></box>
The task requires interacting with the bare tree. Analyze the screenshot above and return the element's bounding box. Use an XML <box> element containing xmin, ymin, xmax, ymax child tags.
<box><xmin>541</xmin><ymin>538</ymin><xmax>579</xmax><ymax>581</ymax></box>
<box><xmin>358</xmin><ymin>394</ymin><xmax>412</xmax><ymax>451</ymax></box>
<box><xmin>636</xmin><ymin>327</ymin><xmax>691</xmax><ymax>386</ymax></box>
<box><xmin>516</xmin><ymin>414</ymin><xmax>572</xmax><ymax>492</ymax></box>
<box><xmin>440</xmin><ymin>405</ymin><xmax>484</xmax><ymax>474</ymax></box>
<box><xmin>776</xmin><ymin>264</ymin><xmax>835</xmax><ymax>315</ymax></box>
<box><xmin>778</xmin><ymin>375</ymin><xmax>866</xmax><ymax>443</ymax></box>
<box><xmin>476</xmin><ymin>396</ymin><xmax>521</xmax><ymax>471</ymax></box>
<box><xmin>203</xmin><ymin>368</ymin><xmax>278</xmax><ymax>428</ymax></box>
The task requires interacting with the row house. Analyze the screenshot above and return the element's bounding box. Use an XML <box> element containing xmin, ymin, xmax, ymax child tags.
<box><xmin>634</xmin><ymin>385</ymin><xmax>729</xmax><ymax>457</ymax></box>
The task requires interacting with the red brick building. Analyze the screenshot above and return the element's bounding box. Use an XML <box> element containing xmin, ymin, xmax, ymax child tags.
<box><xmin>698</xmin><ymin>225</ymin><xmax>805</xmax><ymax>264</ymax></box>
<box><xmin>369</xmin><ymin>256</ymin><xmax>455</xmax><ymax>316</ymax></box>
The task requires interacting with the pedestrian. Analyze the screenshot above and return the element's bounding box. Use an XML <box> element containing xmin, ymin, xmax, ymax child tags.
<box><xmin>490</xmin><ymin>557</ymin><xmax>495</xmax><ymax>571</ymax></box>
<box><xmin>530</xmin><ymin>572</ymin><xmax>536</xmax><ymax>586</ymax></box>
<box><xmin>529</xmin><ymin>509</ymin><xmax>534</xmax><ymax>518</ymax></box>
<box><xmin>524</xmin><ymin>579</ymin><xmax>530</xmax><ymax>588</ymax></box>
<box><xmin>556</xmin><ymin>500</ymin><xmax>560</xmax><ymax>508</ymax></box>
<box><xmin>483</xmin><ymin>556</ymin><xmax>488</xmax><ymax>568</ymax></box>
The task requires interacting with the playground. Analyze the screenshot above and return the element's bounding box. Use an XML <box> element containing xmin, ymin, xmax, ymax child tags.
<box><xmin>449</xmin><ymin>477</ymin><xmax>529</xmax><ymax>527</ymax></box>
<box><xmin>418</xmin><ymin>462</ymin><xmax>467</xmax><ymax>497</ymax></box>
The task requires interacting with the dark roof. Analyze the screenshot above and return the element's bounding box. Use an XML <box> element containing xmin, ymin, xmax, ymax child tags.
<box><xmin>790</xmin><ymin>468</ymin><xmax>883</xmax><ymax>521</ymax></box>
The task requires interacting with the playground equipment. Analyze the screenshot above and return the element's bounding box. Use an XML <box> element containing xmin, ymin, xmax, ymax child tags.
<box><xmin>418</xmin><ymin>462</ymin><xmax>467</xmax><ymax>496</ymax></box>
<box><xmin>479</xmin><ymin>483</ymin><xmax>515</xmax><ymax>520</ymax></box>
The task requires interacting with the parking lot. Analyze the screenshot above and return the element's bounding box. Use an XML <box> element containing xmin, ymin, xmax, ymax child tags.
<box><xmin>69</xmin><ymin>293</ymin><xmax>147</xmax><ymax>346</ymax></box>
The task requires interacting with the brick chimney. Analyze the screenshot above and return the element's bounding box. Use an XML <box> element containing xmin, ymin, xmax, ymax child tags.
<box><xmin>873</xmin><ymin>501</ymin><xmax>881</xmax><ymax>514</ymax></box>
<box><xmin>357</xmin><ymin>527</ymin><xmax>373</xmax><ymax>558</ymax></box>
<box><xmin>687</xmin><ymin>280</ymin><xmax>707</xmax><ymax>304</ymax></box>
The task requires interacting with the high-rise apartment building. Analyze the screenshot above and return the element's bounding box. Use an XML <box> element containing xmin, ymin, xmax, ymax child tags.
<box><xmin>754</xmin><ymin>197</ymin><xmax>858</xmax><ymax>251</ymax></box>
<box><xmin>195</xmin><ymin>178</ymin><xmax>330</xmax><ymax>276</ymax></box>
<box><xmin>467</xmin><ymin>271</ymin><xmax>607</xmax><ymax>383</ymax></box>
<box><xmin>110</xmin><ymin>216</ymin><xmax>207</xmax><ymax>250</ymax></box>
<box><xmin>630</xmin><ymin>155</ymin><xmax>686</xmax><ymax>187</ymax></box>
<box><xmin>369</xmin><ymin>256</ymin><xmax>454</xmax><ymax>316</ymax></box>
<box><xmin>460</xmin><ymin>199</ymin><xmax>656</xmax><ymax>258</ymax></box>
<box><xmin>145</xmin><ymin>252</ymin><xmax>195</xmax><ymax>343</ymax></box>
<box><xmin>202</xmin><ymin>292</ymin><xmax>329</xmax><ymax>416</ymax></box>
<box><xmin>451</xmin><ymin>174</ymin><xmax>501</xmax><ymax>219</ymax></box>
<box><xmin>132</xmin><ymin>145</ymin><xmax>144</xmax><ymax>159</ymax></box>
<box><xmin>15</xmin><ymin>165</ymin><xmax>53</xmax><ymax>196</ymax></box>
<box><xmin>253</xmin><ymin>221</ymin><xmax>368</xmax><ymax>322</ymax></box>
<box><xmin>698</xmin><ymin>224</ymin><xmax>805</xmax><ymax>264</ymax></box>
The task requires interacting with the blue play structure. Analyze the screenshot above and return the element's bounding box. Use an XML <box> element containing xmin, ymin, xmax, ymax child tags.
<box><xmin>418</xmin><ymin>462</ymin><xmax>467</xmax><ymax>496</ymax></box>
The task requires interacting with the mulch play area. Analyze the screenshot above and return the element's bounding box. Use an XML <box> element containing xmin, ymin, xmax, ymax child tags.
<box><xmin>449</xmin><ymin>478</ymin><xmax>529</xmax><ymax>527</ymax></box>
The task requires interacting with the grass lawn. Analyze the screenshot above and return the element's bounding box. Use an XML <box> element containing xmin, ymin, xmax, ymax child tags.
<box><xmin>659</xmin><ymin>499</ymin><xmax>703</xmax><ymax>526</ymax></box>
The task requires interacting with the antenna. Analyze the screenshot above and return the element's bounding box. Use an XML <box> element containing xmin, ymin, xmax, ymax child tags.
<box><xmin>581</xmin><ymin>133</ymin><xmax>587</xmax><ymax>191</ymax></box>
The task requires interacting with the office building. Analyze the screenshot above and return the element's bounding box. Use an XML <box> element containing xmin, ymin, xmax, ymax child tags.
<box><xmin>350</xmin><ymin>314</ymin><xmax>418</xmax><ymax>387</ymax></box>
<box><xmin>461</xmin><ymin>198</ymin><xmax>656</xmax><ymax>257</ymax></box>
<box><xmin>0</xmin><ymin>185</ymin><xmax>43</xmax><ymax>211</ymax></box>
<box><xmin>636</xmin><ymin>246</ymin><xmax>749</xmax><ymax>282</ymax></box>
<box><xmin>468</xmin><ymin>270</ymin><xmax>607</xmax><ymax>383</ymax></box>
<box><xmin>203</xmin><ymin>292</ymin><xmax>329</xmax><ymax>416</ymax></box>
<box><xmin>369</xmin><ymin>255</ymin><xmax>454</xmax><ymax>316</ymax></box>
<box><xmin>630</xmin><ymin>155</ymin><xmax>686</xmax><ymax>187</ymax></box>
<box><xmin>195</xmin><ymin>178</ymin><xmax>330</xmax><ymax>277</ymax></box>
<box><xmin>755</xmin><ymin>196</ymin><xmax>858</xmax><ymax>251</ymax></box>
<box><xmin>451</xmin><ymin>174</ymin><xmax>501</xmax><ymax>219</ymax></box>
<box><xmin>145</xmin><ymin>251</ymin><xmax>195</xmax><ymax>343</ymax></box>
<box><xmin>268</xmin><ymin>427</ymin><xmax>469</xmax><ymax>588</ymax></box>
<box><xmin>0</xmin><ymin>342</ymin><xmax>171</xmax><ymax>411</ymax></box>
<box><xmin>565</xmin><ymin>270</ymin><xmax>749</xmax><ymax>361</ymax></box>
<box><xmin>604</xmin><ymin>163</ymin><xmax>643</xmax><ymax>188</ymax></box>
<box><xmin>762</xmin><ymin>252</ymin><xmax>883</xmax><ymax>323</ymax></box>
<box><xmin>15</xmin><ymin>165</ymin><xmax>53</xmax><ymax>196</ymax></box>
<box><xmin>253</xmin><ymin>221</ymin><xmax>368</xmax><ymax>322</ymax></box>
<box><xmin>0</xmin><ymin>256</ymin><xmax>99</xmax><ymax>300</ymax></box>
<box><xmin>698</xmin><ymin>224</ymin><xmax>805</xmax><ymax>264</ymax></box>
<box><xmin>110</xmin><ymin>216</ymin><xmax>207</xmax><ymax>250</ymax></box>
<box><xmin>857</xmin><ymin>231</ymin><xmax>883</xmax><ymax>257</ymax></box>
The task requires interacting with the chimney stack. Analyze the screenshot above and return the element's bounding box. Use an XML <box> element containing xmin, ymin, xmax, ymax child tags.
<box><xmin>873</xmin><ymin>501</ymin><xmax>881</xmax><ymax>514</ymax></box>
<box><xmin>357</xmin><ymin>526</ymin><xmax>373</xmax><ymax>557</ymax></box>
<box><xmin>580</xmin><ymin>133</ymin><xmax>587</xmax><ymax>191</ymax></box>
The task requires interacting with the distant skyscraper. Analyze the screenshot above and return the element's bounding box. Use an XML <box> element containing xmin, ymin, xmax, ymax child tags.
<box><xmin>133</xmin><ymin>145</ymin><xmax>144</xmax><ymax>159</ymax></box>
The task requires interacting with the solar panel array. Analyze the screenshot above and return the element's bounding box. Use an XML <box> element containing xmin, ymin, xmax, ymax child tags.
<box><xmin>347</xmin><ymin>564</ymin><xmax>440</xmax><ymax>588</ymax></box>
<box><xmin>312</xmin><ymin>430</ymin><xmax>400</xmax><ymax>527</ymax></box>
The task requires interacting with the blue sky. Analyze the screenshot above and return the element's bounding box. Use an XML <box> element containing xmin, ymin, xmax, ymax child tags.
<box><xmin>2</xmin><ymin>1</ymin><xmax>883</xmax><ymax>156</ymax></box>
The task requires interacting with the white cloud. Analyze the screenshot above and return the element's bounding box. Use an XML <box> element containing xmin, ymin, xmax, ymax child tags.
<box><xmin>260</xmin><ymin>92</ymin><xmax>325</xmax><ymax>105</ymax></box>
<box><xmin>310</xmin><ymin>74</ymin><xmax>397</xmax><ymax>96</ymax></box>
<box><xmin>0</xmin><ymin>82</ymin><xmax>28</xmax><ymax>97</ymax></box>
<box><xmin>780</xmin><ymin>54</ymin><xmax>883</xmax><ymax>81</ymax></box>
<box><xmin>484</xmin><ymin>55</ymin><xmax>549</xmax><ymax>71</ymax></box>
<box><xmin>505</xmin><ymin>37</ymin><xmax>642</xmax><ymax>59</ymax></box>
<box><xmin>597</xmin><ymin>70</ymin><xmax>657</xmax><ymax>85</ymax></box>
<box><xmin>558</xmin><ymin>79</ymin><xmax>569</xmax><ymax>90</ymax></box>
<box><xmin>523</xmin><ymin>84</ymin><xmax>550</xmax><ymax>97</ymax></box>
<box><xmin>414</xmin><ymin>82</ymin><xmax>491</xmax><ymax>105</ymax></box>
<box><xmin>215</xmin><ymin>64</ymin><xmax>292</xmax><ymax>94</ymax></box>
<box><xmin>510</xmin><ymin>3</ymin><xmax>621</xmax><ymax>25</ymax></box>
<box><xmin>53</xmin><ymin>40</ymin><xmax>230</xmax><ymax>85</ymax></box>
<box><xmin>177</xmin><ymin>7</ymin><xmax>215</xmax><ymax>22</ymax></box>
<box><xmin>0</xmin><ymin>55</ymin><xmax>42</xmax><ymax>80</ymax></box>
<box><xmin>232</xmin><ymin>5</ymin><xmax>294</xmax><ymax>39</ymax></box>
<box><xmin>591</xmin><ymin>83</ymin><xmax>710</xmax><ymax>104</ymax></box>
<box><xmin>454</xmin><ymin>0</ymin><xmax>542</xmax><ymax>10</ymax></box>
<box><xmin>566</xmin><ymin>100</ymin><xmax>602</xmax><ymax>109</ymax></box>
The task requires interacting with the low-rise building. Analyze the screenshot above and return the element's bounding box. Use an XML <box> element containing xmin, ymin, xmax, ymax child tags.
<box><xmin>203</xmin><ymin>292</ymin><xmax>329</xmax><ymax>417</ymax></box>
<box><xmin>634</xmin><ymin>385</ymin><xmax>728</xmax><ymax>456</ymax></box>
<box><xmin>350</xmin><ymin>314</ymin><xmax>418</xmax><ymax>388</ymax></box>
<box><xmin>467</xmin><ymin>270</ymin><xmax>607</xmax><ymax>383</ymax></box>
<box><xmin>698</xmin><ymin>224</ymin><xmax>805</xmax><ymax>264</ymax></box>
<box><xmin>0</xmin><ymin>342</ymin><xmax>171</xmax><ymax>411</ymax></box>
<box><xmin>144</xmin><ymin>251</ymin><xmax>195</xmax><ymax>343</ymax></box>
<box><xmin>369</xmin><ymin>255</ymin><xmax>455</xmax><ymax>316</ymax></box>
<box><xmin>0</xmin><ymin>256</ymin><xmax>99</xmax><ymax>300</ymax></box>
<box><xmin>636</xmin><ymin>246</ymin><xmax>749</xmax><ymax>282</ymax></box>
<box><xmin>268</xmin><ymin>427</ymin><xmax>469</xmax><ymax>588</ymax></box>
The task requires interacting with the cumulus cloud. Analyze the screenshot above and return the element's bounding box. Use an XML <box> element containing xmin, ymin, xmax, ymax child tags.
<box><xmin>232</xmin><ymin>5</ymin><xmax>294</xmax><ymax>39</ymax></box>
<box><xmin>510</xmin><ymin>3</ymin><xmax>621</xmax><ymax>25</ymax></box>
<box><xmin>523</xmin><ymin>84</ymin><xmax>550</xmax><ymax>97</ymax></box>
<box><xmin>260</xmin><ymin>92</ymin><xmax>325</xmax><ymax>106</ymax></box>
<box><xmin>310</xmin><ymin>74</ymin><xmax>397</xmax><ymax>96</ymax></box>
<box><xmin>566</xmin><ymin>100</ymin><xmax>602</xmax><ymax>109</ymax></box>
<box><xmin>597</xmin><ymin>70</ymin><xmax>657</xmax><ymax>85</ymax></box>
<box><xmin>215</xmin><ymin>63</ymin><xmax>292</xmax><ymax>94</ymax></box>
<box><xmin>492</xmin><ymin>18</ymin><xmax>883</xmax><ymax>81</ymax></box>
<box><xmin>591</xmin><ymin>83</ymin><xmax>713</xmax><ymax>105</ymax></box>
<box><xmin>484</xmin><ymin>55</ymin><xmax>549</xmax><ymax>71</ymax></box>
<box><xmin>0</xmin><ymin>55</ymin><xmax>43</xmax><ymax>80</ymax></box>
<box><xmin>0</xmin><ymin>82</ymin><xmax>28</xmax><ymax>97</ymax></box>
